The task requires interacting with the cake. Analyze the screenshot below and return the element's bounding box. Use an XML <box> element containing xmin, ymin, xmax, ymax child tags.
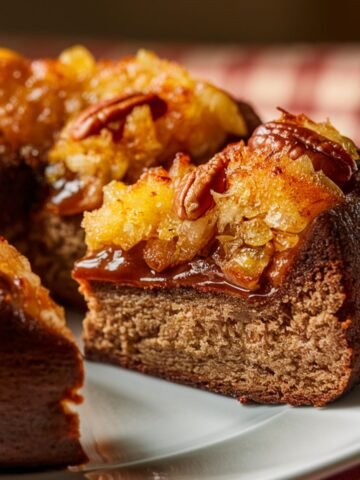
<box><xmin>0</xmin><ymin>46</ymin><xmax>260</xmax><ymax>304</ymax></box>
<box><xmin>0</xmin><ymin>47</ymin><xmax>78</xmax><ymax>244</ymax></box>
<box><xmin>0</xmin><ymin>237</ymin><xmax>85</xmax><ymax>468</ymax></box>
<box><xmin>74</xmin><ymin>111</ymin><xmax>360</xmax><ymax>406</ymax></box>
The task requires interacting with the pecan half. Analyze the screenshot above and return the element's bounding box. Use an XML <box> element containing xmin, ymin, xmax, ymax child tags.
<box><xmin>70</xmin><ymin>93</ymin><xmax>167</xmax><ymax>140</ymax></box>
<box><xmin>248</xmin><ymin>117</ymin><xmax>357</xmax><ymax>186</ymax></box>
<box><xmin>174</xmin><ymin>155</ymin><xmax>229</xmax><ymax>220</ymax></box>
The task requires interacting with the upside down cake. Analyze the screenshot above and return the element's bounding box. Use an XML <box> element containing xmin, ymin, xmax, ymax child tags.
<box><xmin>74</xmin><ymin>111</ymin><xmax>360</xmax><ymax>406</ymax></box>
<box><xmin>0</xmin><ymin>238</ymin><xmax>85</xmax><ymax>468</ymax></box>
<box><xmin>0</xmin><ymin>46</ymin><xmax>259</xmax><ymax>304</ymax></box>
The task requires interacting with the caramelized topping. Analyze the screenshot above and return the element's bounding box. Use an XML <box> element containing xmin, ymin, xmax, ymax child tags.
<box><xmin>0</xmin><ymin>51</ymin><xmax>83</xmax><ymax>163</ymax></box>
<box><xmin>70</xmin><ymin>93</ymin><xmax>167</xmax><ymax>140</ymax></box>
<box><xmin>46</xmin><ymin>48</ymin><xmax>252</xmax><ymax>210</ymax></box>
<box><xmin>83</xmin><ymin>111</ymin><xmax>350</xmax><ymax>291</ymax></box>
<box><xmin>249</xmin><ymin>110</ymin><xmax>358</xmax><ymax>186</ymax></box>
<box><xmin>0</xmin><ymin>237</ymin><xmax>67</xmax><ymax>332</ymax></box>
<box><xmin>0</xmin><ymin>45</ymin><xmax>253</xmax><ymax>216</ymax></box>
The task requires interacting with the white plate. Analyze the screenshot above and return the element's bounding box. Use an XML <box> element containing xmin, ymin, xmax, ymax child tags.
<box><xmin>2</xmin><ymin>313</ymin><xmax>360</xmax><ymax>480</ymax></box>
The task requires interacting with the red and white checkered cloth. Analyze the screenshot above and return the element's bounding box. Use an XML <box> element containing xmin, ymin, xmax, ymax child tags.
<box><xmin>184</xmin><ymin>45</ymin><xmax>360</xmax><ymax>143</ymax></box>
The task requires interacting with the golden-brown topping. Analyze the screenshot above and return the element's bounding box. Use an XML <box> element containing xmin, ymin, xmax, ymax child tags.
<box><xmin>58</xmin><ymin>45</ymin><xmax>96</xmax><ymax>79</ymax></box>
<box><xmin>0</xmin><ymin>45</ymin><xmax>256</xmax><ymax>218</ymax></box>
<box><xmin>47</xmin><ymin>49</ymin><xmax>253</xmax><ymax>210</ymax></box>
<box><xmin>83</xmin><ymin>111</ymin><xmax>349</xmax><ymax>290</ymax></box>
<box><xmin>70</xmin><ymin>92</ymin><xmax>167</xmax><ymax>140</ymax></box>
<box><xmin>212</xmin><ymin>144</ymin><xmax>343</xmax><ymax>289</ymax></box>
<box><xmin>0</xmin><ymin>237</ymin><xmax>68</xmax><ymax>334</ymax></box>
<box><xmin>0</xmin><ymin>47</ymin><xmax>88</xmax><ymax>163</ymax></box>
<box><xmin>249</xmin><ymin>110</ymin><xmax>358</xmax><ymax>186</ymax></box>
<box><xmin>0</xmin><ymin>45</ymin><xmax>254</xmax><ymax>184</ymax></box>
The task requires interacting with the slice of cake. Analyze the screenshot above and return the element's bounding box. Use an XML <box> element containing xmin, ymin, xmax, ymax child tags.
<box><xmin>0</xmin><ymin>46</ymin><xmax>86</xmax><ymax>303</ymax></box>
<box><xmin>0</xmin><ymin>46</ymin><xmax>259</xmax><ymax>304</ymax></box>
<box><xmin>32</xmin><ymin>48</ymin><xmax>259</xmax><ymax>305</ymax></box>
<box><xmin>0</xmin><ymin>47</ymin><xmax>81</xmax><ymax>245</ymax></box>
<box><xmin>0</xmin><ymin>238</ymin><xmax>85</xmax><ymax>468</ymax></box>
<box><xmin>74</xmin><ymin>112</ymin><xmax>360</xmax><ymax>406</ymax></box>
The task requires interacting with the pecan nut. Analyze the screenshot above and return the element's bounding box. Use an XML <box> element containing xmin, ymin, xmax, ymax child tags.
<box><xmin>174</xmin><ymin>155</ymin><xmax>229</xmax><ymax>220</ymax></box>
<box><xmin>70</xmin><ymin>92</ymin><xmax>167</xmax><ymax>140</ymax></box>
<box><xmin>248</xmin><ymin>113</ymin><xmax>357</xmax><ymax>186</ymax></box>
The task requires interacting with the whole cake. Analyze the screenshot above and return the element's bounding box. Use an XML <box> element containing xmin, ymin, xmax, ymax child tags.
<box><xmin>74</xmin><ymin>111</ymin><xmax>360</xmax><ymax>406</ymax></box>
<box><xmin>0</xmin><ymin>238</ymin><xmax>85</xmax><ymax>468</ymax></box>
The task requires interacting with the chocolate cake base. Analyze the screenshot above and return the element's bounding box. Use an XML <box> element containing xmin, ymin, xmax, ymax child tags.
<box><xmin>0</xmin><ymin>278</ymin><xmax>86</xmax><ymax>468</ymax></box>
<box><xmin>0</xmin><ymin>161</ymin><xmax>85</xmax><ymax>308</ymax></box>
<box><xmin>80</xmin><ymin>186</ymin><xmax>360</xmax><ymax>406</ymax></box>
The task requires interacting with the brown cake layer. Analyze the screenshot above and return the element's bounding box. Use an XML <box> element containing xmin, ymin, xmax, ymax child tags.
<box><xmin>77</xmin><ymin>178</ymin><xmax>360</xmax><ymax>406</ymax></box>
<box><xmin>28</xmin><ymin>212</ymin><xmax>86</xmax><ymax>307</ymax></box>
<box><xmin>0</xmin><ymin>269</ymin><xmax>86</xmax><ymax>468</ymax></box>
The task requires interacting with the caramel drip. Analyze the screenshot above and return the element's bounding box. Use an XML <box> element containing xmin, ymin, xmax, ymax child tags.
<box><xmin>46</xmin><ymin>175</ymin><xmax>103</xmax><ymax>216</ymax></box>
<box><xmin>73</xmin><ymin>245</ymin><xmax>277</xmax><ymax>300</ymax></box>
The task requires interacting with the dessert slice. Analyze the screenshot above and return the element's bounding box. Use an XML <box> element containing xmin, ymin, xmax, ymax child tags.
<box><xmin>0</xmin><ymin>47</ymin><xmax>82</xmax><ymax>244</ymax></box>
<box><xmin>0</xmin><ymin>45</ymin><xmax>258</xmax><ymax>304</ymax></box>
<box><xmin>33</xmin><ymin>49</ymin><xmax>259</xmax><ymax>305</ymax></box>
<box><xmin>0</xmin><ymin>238</ymin><xmax>85</xmax><ymax>468</ymax></box>
<box><xmin>75</xmin><ymin>112</ymin><xmax>360</xmax><ymax>406</ymax></box>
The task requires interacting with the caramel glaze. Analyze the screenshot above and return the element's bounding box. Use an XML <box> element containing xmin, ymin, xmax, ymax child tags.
<box><xmin>73</xmin><ymin>244</ymin><xmax>277</xmax><ymax>300</ymax></box>
<box><xmin>46</xmin><ymin>174</ymin><xmax>103</xmax><ymax>216</ymax></box>
<box><xmin>48</xmin><ymin>176</ymin><xmax>85</xmax><ymax>212</ymax></box>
